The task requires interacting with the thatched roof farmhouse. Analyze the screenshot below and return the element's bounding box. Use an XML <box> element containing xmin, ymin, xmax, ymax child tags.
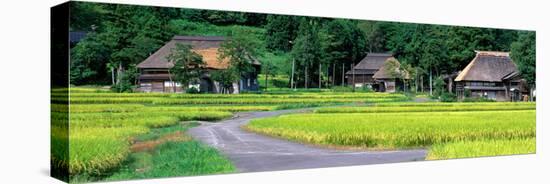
<box><xmin>136</xmin><ymin>36</ymin><xmax>261</xmax><ymax>93</ymax></box>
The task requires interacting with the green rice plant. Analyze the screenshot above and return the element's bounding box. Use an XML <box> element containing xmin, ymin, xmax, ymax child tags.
<box><xmin>315</xmin><ymin>103</ymin><xmax>535</xmax><ymax>113</ymax></box>
<box><xmin>150</xmin><ymin>97</ymin><xmax>404</xmax><ymax>105</ymax></box>
<box><xmin>52</xmin><ymin>104</ymin><xmax>146</xmax><ymax>113</ymax></box>
<box><xmin>373</xmin><ymin>101</ymin><xmax>535</xmax><ymax>107</ymax></box>
<box><xmin>67</xmin><ymin>97</ymin><xmax>161</xmax><ymax>104</ymax></box>
<box><xmin>69</xmin><ymin>111</ymin><xmax>232</xmax><ymax>128</ymax></box>
<box><xmin>60</xmin><ymin>126</ymin><xmax>149</xmax><ymax>175</ymax></box>
<box><xmin>64</xmin><ymin>92</ymin><xmax>407</xmax><ymax>100</ymax></box>
<box><xmin>142</xmin><ymin>105</ymin><xmax>277</xmax><ymax>112</ymax></box>
<box><xmin>247</xmin><ymin>110</ymin><xmax>536</xmax><ymax>149</ymax></box>
<box><xmin>426</xmin><ymin>138</ymin><xmax>536</xmax><ymax>160</ymax></box>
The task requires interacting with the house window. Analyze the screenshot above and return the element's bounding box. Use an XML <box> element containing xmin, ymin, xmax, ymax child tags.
<box><xmin>164</xmin><ymin>81</ymin><xmax>181</xmax><ymax>87</ymax></box>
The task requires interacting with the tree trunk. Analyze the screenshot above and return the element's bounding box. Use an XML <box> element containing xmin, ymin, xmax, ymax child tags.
<box><xmin>351</xmin><ymin>62</ymin><xmax>355</xmax><ymax>92</ymax></box>
<box><xmin>341</xmin><ymin>63</ymin><xmax>345</xmax><ymax>86</ymax></box>
<box><xmin>529</xmin><ymin>85</ymin><xmax>535</xmax><ymax>102</ymax></box>
<box><xmin>111</xmin><ymin>67</ymin><xmax>115</xmax><ymax>85</ymax></box>
<box><xmin>305</xmin><ymin>63</ymin><xmax>308</xmax><ymax>89</ymax></box>
<box><xmin>420</xmin><ymin>75</ymin><xmax>424</xmax><ymax>93</ymax></box>
<box><xmin>265</xmin><ymin>67</ymin><xmax>269</xmax><ymax>92</ymax></box>
<box><xmin>332</xmin><ymin>63</ymin><xmax>335</xmax><ymax>87</ymax></box>
<box><xmin>429</xmin><ymin>68</ymin><xmax>433</xmax><ymax>96</ymax></box>
<box><xmin>415</xmin><ymin>68</ymin><xmax>418</xmax><ymax>93</ymax></box>
<box><xmin>116</xmin><ymin>63</ymin><xmax>122</xmax><ymax>85</ymax></box>
<box><xmin>319</xmin><ymin>63</ymin><xmax>322</xmax><ymax>89</ymax></box>
<box><xmin>291</xmin><ymin>59</ymin><xmax>295</xmax><ymax>89</ymax></box>
<box><xmin>167</xmin><ymin>69</ymin><xmax>176</xmax><ymax>93</ymax></box>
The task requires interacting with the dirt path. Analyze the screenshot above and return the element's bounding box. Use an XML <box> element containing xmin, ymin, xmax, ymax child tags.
<box><xmin>187</xmin><ymin>109</ymin><xmax>427</xmax><ymax>173</ymax></box>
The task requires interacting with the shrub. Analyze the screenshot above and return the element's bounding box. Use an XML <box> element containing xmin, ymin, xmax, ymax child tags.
<box><xmin>330</xmin><ymin>86</ymin><xmax>353</xmax><ymax>92</ymax></box>
<box><xmin>186</xmin><ymin>87</ymin><xmax>200</xmax><ymax>94</ymax></box>
<box><xmin>439</xmin><ymin>92</ymin><xmax>457</xmax><ymax>102</ymax></box>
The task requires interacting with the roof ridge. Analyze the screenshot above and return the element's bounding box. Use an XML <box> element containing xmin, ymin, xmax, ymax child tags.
<box><xmin>475</xmin><ymin>50</ymin><xmax>510</xmax><ymax>57</ymax></box>
<box><xmin>454</xmin><ymin>54</ymin><xmax>479</xmax><ymax>81</ymax></box>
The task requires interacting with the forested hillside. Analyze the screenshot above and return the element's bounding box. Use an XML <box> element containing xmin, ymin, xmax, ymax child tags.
<box><xmin>69</xmin><ymin>2</ymin><xmax>534</xmax><ymax>90</ymax></box>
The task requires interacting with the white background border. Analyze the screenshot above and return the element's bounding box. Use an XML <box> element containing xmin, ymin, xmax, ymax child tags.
<box><xmin>0</xmin><ymin>0</ymin><xmax>546</xmax><ymax>183</ymax></box>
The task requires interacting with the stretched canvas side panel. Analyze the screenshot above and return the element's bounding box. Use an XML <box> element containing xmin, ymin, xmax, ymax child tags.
<box><xmin>51</xmin><ymin>2</ymin><xmax>70</xmax><ymax>183</ymax></box>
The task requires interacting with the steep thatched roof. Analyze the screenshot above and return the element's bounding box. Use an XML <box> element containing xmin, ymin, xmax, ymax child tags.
<box><xmin>373</xmin><ymin>58</ymin><xmax>410</xmax><ymax>79</ymax></box>
<box><xmin>454</xmin><ymin>51</ymin><xmax>518</xmax><ymax>82</ymax></box>
<box><xmin>346</xmin><ymin>53</ymin><xmax>394</xmax><ymax>75</ymax></box>
<box><xmin>137</xmin><ymin>36</ymin><xmax>260</xmax><ymax>70</ymax></box>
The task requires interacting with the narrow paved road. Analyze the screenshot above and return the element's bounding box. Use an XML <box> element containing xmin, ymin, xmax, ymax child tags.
<box><xmin>187</xmin><ymin>109</ymin><xmax>427</xmax><ymax>173</ymax></box>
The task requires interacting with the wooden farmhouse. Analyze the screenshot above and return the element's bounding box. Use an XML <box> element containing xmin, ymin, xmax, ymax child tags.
<box><xmin>346</xmin><ymin>53</ymin><xmax>406</xmax><ymax>92</ymax></box>
<box><xmin>454</xmin><ymin>51</ymin><xmax>529</xmax><ymax>101</ymax></box>
<box><xmin>136</xmin><ymin>36</ymin><xmax>261</xmax><ymax>93</ymax></box>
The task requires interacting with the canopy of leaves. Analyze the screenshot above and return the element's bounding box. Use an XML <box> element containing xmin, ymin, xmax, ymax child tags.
<box><xmin>69</xmin><ymin>1</ymin><xmax>532</xmax><ymax>89</ymax></box>
<box><xmin>511</xmin><ymin>31</ymin><xmax>536</xmax><ymax>86</ymax></box>
<box><xmin>218</xmin><ymin>28</ymin><xmax>264</xmax><ymax>75</ymax></box>
<box><xmin>167</xmin><ymin>43</ymin><xmax>205</xmax><ymax>86</ymax></box>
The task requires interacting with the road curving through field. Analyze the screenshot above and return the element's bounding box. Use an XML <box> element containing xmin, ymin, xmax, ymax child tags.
<box><xmin>187</xmin><ymin>109</ymin><xmax>427</xmax><ymax>172</ymax></box>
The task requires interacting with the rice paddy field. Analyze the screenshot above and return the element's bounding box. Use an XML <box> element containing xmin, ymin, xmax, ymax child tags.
<box><xmin>51</xmin><ymin>87</ymin><xmax>408</xmax><ymax>182</ymax></box>
<box><xmin>247</xmin><ymin>102</ymin><xmax>536</xmax><ymax>159</ymax></box>
<box><xmin>52</xmin><ymin>87</ymin><xmax>536</xmax><ymax>182</ymax></box>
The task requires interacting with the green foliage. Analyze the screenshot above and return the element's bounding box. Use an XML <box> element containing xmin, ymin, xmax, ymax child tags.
<box><xmin>219</xmin><ymin>27</ymin><xmax>264</xmax><ymax>75</ymax></box>
<box><xmin>210</xmin><ymin>68</ymin><xmax>239</xmax><ymax>93</ymax></box>
<box><xmin>324</xmin><ymin>19</ymin><xmax>367</xmax><ymax>85</ymax></box>
<box><xmin>432</xmin><ymin>76</ymin><xmax>446</xmax><ymax>97</ymax></box>
<box><xmin>511</xmin><ymin>31</ymin><xmax>536</xmax><ymax>86</ymax></box>
<box><xmin>167</xmin><ymin>43</ymin><xmax>205</xmax><ymax>89</ymax></box>
<box><xmin>167</xmin><ymin>19</ymin><xmax>265</xmax><ymax>39</ymax></box>
<box><xmin>357</xmin><ymin>21</ymin><xmax>386</xmax><ymax>52</ymax></box>
<box><xmin>111</xmin><ymin>67</ymin><xmax>137</xmax><ymax>93</ymax></box>
<box><xmin>290</xmin><ymin>18</ymin><xmax>329</xmax><ymax>87</ymax></box>
<box><xmin>107</xmin><ymin>141</ymin><xmax>235</xmax><ymax>180</ymax></box>
<box><xmin>265</xmin><ymin>15</ymin><xmax>300</xmax><ymax>51</ymax></box>
<box><xmin>185</xmin><ymin>86</ymin><xmax>200</xmax><ymax>94</ymax></box>
<box><xmin>439</xmin><ymin>92</ymin><xmax>457</xmax><ymax>102</ymax></box>
<box><xmin>70</xmin><ymin>32</ymin><xmax>110</xmax><ymax>85</ymax></box>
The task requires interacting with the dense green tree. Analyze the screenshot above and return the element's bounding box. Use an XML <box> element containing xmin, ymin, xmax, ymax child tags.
<box><xmin>511</xmin><ymin>31</ymin><xmax>536</xmax><ymax>86</ymax></box>
<box><xmin>70</xmin><ymin>2</ymin><xmax>107</xmax><ymax>31</ymax></box>
<box><xmin>166</xmin><ymin>43</ymin><xmax>205</xmax><ymax>92</ymax></box>
<box><xmin>219</xmin><ymin>28</ymin><xmax>263</xmax><ymax>75</ymax></box>
<box><xmin>68</xmin><ymin>2</ymin><xmax>532</xmax><ymax>92</ymax></box>
<box><xmin>265</xmin><ymin>15</ymin><xmax>300</xmax><ymax>51</ymax></box>
<box><xmin>357</xmin><ymin>21</ymin><xmax>386</xmax><ymax>53</ymax></box>
<box><xmin>290</xmin><ymin>18</ymin><xmax>329</xmax><ymax>88</ymax></box>
<box><xmin>217</xmin><ymin>28</ymin><xmax>264</xmax><ymax>92</ymax></box>
<box><xmin>70</xmin><ymin>32</ymin><xmax>109</xmax><ymax>85</ymax></box>
<box><xmin>324</xmin><ymin>19</ymin><xmax>367</xmax><ymax>86</ymax></box>
<box><xmin>211</xmin><ymin>68</ymin><xmax>239</xmax><ymax>94</ymax></box>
